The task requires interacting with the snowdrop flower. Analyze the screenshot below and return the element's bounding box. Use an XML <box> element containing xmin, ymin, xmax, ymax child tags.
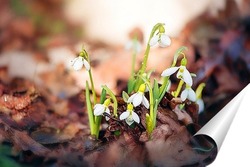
<box><xmin>125</xmin><ymin>40</ymin><xmax>142</xmax><ymax>53</ymax></box>
<box><xmin>195</xmin><ymin>83</ymin><xmax>206</xmax><ymax>113</ymax></box>
<box><xmin>149</xmin><ymin>25</ymin><xmax>171</xmax><ymax>47</ymax></box>
<box><xmin>161</xmin><ymin>58</ymin><xmax>192</xmax><ymax>86</ymax></box>
<box><xmin>181</xmin><ymin>85</ymin><xmax>196</xmax><ymax>102</ymax></box>
<box><xmin>119</xmin><ymin>103</ymin><xmax>140</xmax><ymax>126</ymax></box>
<box><xmin>70</xmin><ymin>56</ymin><xmax>90</xmax><ymax>71</ymax></box>
<box><xmin>196</xmin><ymin>98</ymin><xmax>204</xmax><ymax>114</ymax></box>
<box><xmin>128</xmin><ymin>84</ymin><xmax>149</xmax><ymax>109</ymax></box>
<box><xmin>93</xmin><ymin>98</ymin><xmax>111</xmax><ymax>121</ymax></box>
<box><xmin>149</xmin><ymin>34</ymin><xmax>171</xmax><ymax>47</ymax></box>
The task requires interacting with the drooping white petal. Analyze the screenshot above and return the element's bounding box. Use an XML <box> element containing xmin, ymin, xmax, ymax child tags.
<box><xmin>149</xmin><ymin>35</ymin><xmax>159</xmax><ymax>46</ymax></box>
<box><xmin>159</xmin><ymin>34</ymin><xmax>171</xmax><ymax>47</ymax></box>
<box><xmin>161</xmin><ymin>67</ymin><xmax>179</xmax><ymax>77</ymax></box>
<box><xmin>134</xmin><ymin>41</ymin><xmax>142</xmax><ymax>53</ymax></box>
<box><xmin>93</xmin><ymin>104</ymin><xmax>105</xmax><ymax>116</ymax></box>
<box><xmin>83</xmin><ymin>59</ymin><xmax>90</xmax><ymax>71</ymax></box>
<box><xmin>72</xmin><ymin>57</ymin><xmax>84</xmax><ymax>71</ymax></box>
<box><xmin>94</xmin><ymin>104</ymin><xmax>103</xmax><ymax>109</ymax></box>
<box><xmin>125</xmin><ymin>41</ymin><xmax>133</xmax><ymax>50</ymax></box>
<box><xmin>119</xmin><ymin>111</ymin><xmax>130</xmax><ymax>120</ymax></box>
<box><xmin>132</xmin><ymin>112</ymin><xmax>140</xmax><ymax>124</ymax></box>
<box><xmin>125</xmin><ymin>115</ymin><xmax>134</xmax><ymax>126</ymax></box>
<box><xmin>187</xmin><ymin>89</ymin><xmax>196</xmax><ymax>102</ymax></box>
<box><xmin>105</xmin><ymin>108</ymin><xmax>111</xmax><ymax>121</ymax></box>
<box><xmin>142</xmin><ymin>96</ymin><xmax>149</xmax><ymax>109</ymax></box>
<box><xmin>196</xmin><ymin>99</ymin><xmax>205</xmax><ymax>113</ymax></box>
<box><xmin>183</xmin><ymin>68</ymin><xmax>193</xmax><ymax>86</ymax></box>
<box><xmin>127</xmin><ymin>93</ymin><xmax>136</xmax><ymax>103</ymax></box>
<box><xmin>132</xmin><ymin>93</ymin><xmax>143</xmax><ymax>107</ymax></box>
<box><xmin>70</xmin><ymin>57</ymin><xmax>78</xmax><ymax>66</ymax></box>
<box><xmin>181</xmin><ymin>89</ymin><xmax>188</xmax><ymax>101</ymax></box>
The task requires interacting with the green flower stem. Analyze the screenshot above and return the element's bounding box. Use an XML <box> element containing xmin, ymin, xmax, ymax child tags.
<box><xmin>138</xmin><ymin>23</ymin><xmax>164</xmax><ymax>75</ymax></box>
<box><xmin>145</xmin><ymin>82</ymin><xmax>156</xmax><ymax>136</ymax></box>
<box><xmin>88</xmin><ymin>69</ymin><xmax>97</xmax><ymax>105</ymax></box>
<box><xmin>196</xmin><ymin>83</ymin><xmax>206</xmax><ymax>99</ymax></box>
<box><xmin>171</xmin><ymin>46</ymin><xmax>188</xmax><ymax>67</ymax></box>
<box><xmin>173</xmin><ymin>80</ymin><xmax>184</xmax><ymax>98</ymax></box>
<box><xmin>86</xmin><ymin>81</ymin><xmax>97</xmax><ymax>137</ymax></box>
<box><xmin>101</xmin><ymin>85</ymin><xmax>118</xmax><ymax>117</ymax></box>
<box><xmin>82</xmin><ymin>49</ymin><xmax>97</xmax><ymax>105</ymax></box>
<box><xmin>134</xmin><ymin>23</ymin><xmax>164</xmax><ymax>92</ymax></box>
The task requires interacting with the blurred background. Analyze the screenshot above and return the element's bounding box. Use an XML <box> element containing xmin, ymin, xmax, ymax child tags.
<box><xmin>0</xmin><ymin>0</ymin><xmax>250</xmax><ymax>125</ymax></box>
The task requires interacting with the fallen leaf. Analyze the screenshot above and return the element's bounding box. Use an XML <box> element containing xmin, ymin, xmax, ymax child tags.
<box><xmin>31</xmin><ymin>123</ymin><xmax>85</xmax><ymax>144</ymax></box>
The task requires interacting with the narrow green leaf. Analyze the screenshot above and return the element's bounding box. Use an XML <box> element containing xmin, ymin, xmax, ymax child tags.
<box><xmin>100</xmin><ymin>88</ymin><xmax>106</xmax><ymax>104</ymax></box>
<box><xmin>85</xmin><ymin>81</ymin><xmax>95</xmax><ymax>136</ymax></box>
<box><xmin>102</xmin><ymin>85</ymin><xmax>118</xmax><ymax>117</ymax></box>
<box><xmin>146</xmin><ymin>113</ymin><xmax>154</xmax><ymax>135</ymax></box>
<box><xmin>153</xmin><ymin>79</ymin><xmax>160</xmax><ymax>100</ymax></box>
<box><xmin>133</xmin><ymin>77</ymin><xmax>144</xmax><ymax>92</ymax></box>
<box><xmin>159</xmin><ymin>79</ymin><xmax>170</xmax><ymax>102</ymax></box>
<box><xmin>153</xmin><ymin>99</ymin><xmax>159</xmax><ymax>128</ymax></box>
<box><xmin>127</xmin><ymin>78</ymin><xmax>136</xmax><ymax>94</ymax></box>
<box><xmin>122</xmin><ymin>91</ymin><xmax>129</xmax><ymax>102</ymax></box>
<box><xmin>146</xmin><ymin>69</ymin><xmax>155</xmax><ymax>79</ymax></box>
<box><xmin>0</xmin><ymin>156</ymin><xmax>20</xmax><ymax>167</ymax></box>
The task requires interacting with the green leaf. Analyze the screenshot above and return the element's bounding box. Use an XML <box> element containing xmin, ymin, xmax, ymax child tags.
<box><xmin>85</xmin><ymin>81</ymin><xmax>95</xmax><ymax>136</ymax></box>
<box><xmin>102</xmin><ymin>85</ymin><xmax>118</xmax><ymax>117</ymax></box>
<box><xmin>172</xmin><ymin>46</ymin><xmax>188</xmax><ymax>67</ymax></box>
<box><xmin>0</xmin><ymin>156</ymin><xmax>20</xmax><ymax>167</ymax></box>
<box><xmin>122</xmin><ymin>91</ymin><xmax>129</xmax><ymax>103</ymax></box>
<box><xmin>146</xmin><ymin>69</ymin><xmax>155</xmax><ymax>79</ymax></box>
<box><xmin>127</xmin><ymin>78</ymin><xmax>136</xmax><ymax>94</ymax></box>
<box><xmin>146</xmin><ymin>113</ymin><xmax>153</xmax><ymax>135</ymax></box>
<box><xmin>114</xmin><ymin>130</ymin><xmax>121</xmax><ymax>136</ymax></box>
<box><xmin>153</xmin><ymin>99</ymin><xmax>159</xmax><ymax>128</ymax></box>
<box><xmin>153</xmin><ymin>79</ymin><xmax>160</xmax><ymax>99</ymax></box>
<box><xmin>158</xmin><ymin>79</ymin><xmax>170</xmax><ymax>102</ymax></box>
<box><xmin>100</xmin><ymin>88</ymin><xmax>107</xmax><ymax>104</ymax></box>
<box><xmin>133</xmin><ymin>77</ymin><xmax>143</xmax><ymax>92</ymax></box>
<box><xmin>0</xmin><ymin>145</ymin><xmax>21</xmax><ymax>167</ymax></box>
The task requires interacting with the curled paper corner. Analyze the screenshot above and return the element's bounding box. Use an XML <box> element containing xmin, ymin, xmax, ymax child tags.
<box><xmin>191</xmin><ymin>83</ymin><xmax>250</xmax><ymax>166</ymax></box>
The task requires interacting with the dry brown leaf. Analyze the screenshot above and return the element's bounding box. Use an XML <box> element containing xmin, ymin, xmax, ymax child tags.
<box><xmin>31</xmin><ymin>123</ymin><xmax>85</xmax><ymax>144</ymax></box>
<box><xmin>0</xmin><ymin>114</ymin><xmax>50</xmax><ymax>156</ymax></box>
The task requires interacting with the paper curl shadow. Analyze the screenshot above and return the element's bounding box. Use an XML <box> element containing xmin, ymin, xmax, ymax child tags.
<box><xmin>187</xmin><ymin>124</ymin><xmax>218</xmax><ymax>166</ymax></box>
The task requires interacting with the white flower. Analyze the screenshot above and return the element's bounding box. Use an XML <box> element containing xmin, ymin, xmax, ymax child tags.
<box><xmin>70</xmin><ymin>56</ymin><xmax>90</xmax><ymax>71</ymax></box>
<box><xmin>125</xmin><ymin>40</ymin><xmax>142</xmax><ymax>53</ymax></box>
<box><xmin>196</xmin><ymin>98</ymin><xmax>205</xmax><ymax>114</ymax></box>
<box><xmin>181</xmin><ymin>86</ymin><xmax>196</xmax><ymax>102</ymax></box>
<box><xmin>149</xmin><ymin>34</ymin><xmax>171</xmax><ymax>47</ymax></box>
<box><xmin>127</xmin><ymin>84</ymin><xmax>149</xmax><ymax>109</ymax></box>
<box><xmin>161</xmin><ymin>65</ymin><xmax>193</xmax><ymax>86</ymax></box>
<box><xmin>119</xmin><ymin>103</ymin><xmax>140</xmax><ymax>126</ymax></box>
<box><xmin>195</xmin><ymin>83</ymin><xmax>206</xmax><ymax>114</ymax></box>
<box><xmin>93</xmin><ymin>99</ymin><xmax>111</xmax><ymax>121</ymax></box>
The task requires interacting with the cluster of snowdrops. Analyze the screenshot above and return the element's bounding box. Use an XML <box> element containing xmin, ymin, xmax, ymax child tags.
<box><xmin>70</xmin><ymin>23</ymin><xmax>205</xmax><ymax>139</ymax></box>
